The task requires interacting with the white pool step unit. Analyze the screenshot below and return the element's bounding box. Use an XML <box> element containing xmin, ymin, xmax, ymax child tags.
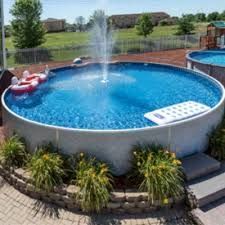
<box><xmin>144</xmin><ymin>101</ymin><xmax>211</xmax><ymax>125</ymax></box>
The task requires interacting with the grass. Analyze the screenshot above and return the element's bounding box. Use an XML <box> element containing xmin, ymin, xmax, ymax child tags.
<box><xmin>5</xmin><ymin>23</ymin><xmax>207</xmax><ymax>50</ymax></box>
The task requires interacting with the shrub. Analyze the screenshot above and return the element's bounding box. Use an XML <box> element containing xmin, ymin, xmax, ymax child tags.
<box><xmin>28</xmin><ymin>149</ymin><xmax>64</xmax><ymax>192</ymax></box>
<box><xmin>0</xmin><ymin>135</ymin><xmax>28</xmax><ymax>168</ymax></box>
<box><xmin>74</xmin><ymin>153</ymin><xmax>112</xmax><ymax>212</ymax></box>
<box><xmin>176</xmin><ymin>18</ymin><xmax>195</xmax><ymax>35</ymax></box>
<box><xmin>131</xmin><ymin>144</ymin><xmax>184</xmax><ymax>204</ymax></box>
<box><xmin>209</xmin><ymin>119</ymin><xmax>225</xmax><ymax>160</ymax></box>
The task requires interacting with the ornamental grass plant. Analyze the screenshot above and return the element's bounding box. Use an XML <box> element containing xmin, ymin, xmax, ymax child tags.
<box><xmin>0</xmin><ymin>135</ymin><xmax>28</xmax><ymax>168</ymax></box>
<box><xmin>27</xmin><ymin>148</ymin><xmax>64</xmax><ymax>192</ymax></box>
<box><xmin>131</xmin><ymin>144</ymin><xmax>184</xmax><ymax>205</ymax></box>
<box><xmin>74</xmin><ymin>153</ymin><xmax>113</xmax><ymax>213</ymax></box>
<box><xmin>209</xmin><ymin>118</ymin><xmax>225</xmax><ymax>161</ymax></box>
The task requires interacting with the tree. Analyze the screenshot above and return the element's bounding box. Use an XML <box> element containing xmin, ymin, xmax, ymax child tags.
<box><xmin>4</xmin><ymin>25</ymin><xmax>12</xmax><ymax>37</ymax></box>
<box><xmin>88</xmin><ymin>10</ymin><xmax>112</xmax><ymax>32</ymax></box>
<box><xmin>136</xmin><ymin>14</ymin><xmax>154</xmax><ymax>38</ymax></box>
<box><xmin>88</xmin><ymin>10</ymin><xmax>107</xmax><ymax>29</ymax></box>
<box><xmin>10</xmin><ymin>0</ymin><xmax>45</xmax><ymax>49</ymax></box>
<box><xmin>182</xmin><ymin>14</ymin><xmax>195</xmax><ymax>22</ymax></box>
<box><xmin>220</xmin><ymin>11</ymin><xmax>225</xmax><ymax>20</ymax></box>
<box><xmin>176</xmin><ymin>17</ymin><xmax>195</xmax><ymax>35</ymax></box>
<box><xmin>207</xmin><ymin>12</ymin><xmax>221</xmax><ymax>22</ymax></box>
<box><xmin>75</xmin><ymin>16</ymin><xmax>86</xmax><ymax>32</ymax></box>
<box><xmin>195</xmin><ymin>13</ymin><xmax>206</xmax><ymax>22</ymax></box>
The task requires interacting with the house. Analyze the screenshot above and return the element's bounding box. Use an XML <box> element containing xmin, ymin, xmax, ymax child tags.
<box><xmin>42</xmin><ymin>18</ymin><xmax>66</xmax><ymax>33</ymax></box>
<box><xmin>109</xmin><ymin>12</ymin><xmax>170</xmax><ymax>29</ymax></box>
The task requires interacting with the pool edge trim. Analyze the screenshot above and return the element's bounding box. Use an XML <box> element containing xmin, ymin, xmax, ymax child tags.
<box><xmin>2</xmin><ymin>61</ymin><xmax>225</xmax><ymax>134</ymax></box>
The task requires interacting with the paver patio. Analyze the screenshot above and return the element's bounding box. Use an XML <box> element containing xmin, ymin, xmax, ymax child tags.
<box><xmin>0</xmin><ymin>177</ymin><xmax>194</xmax><ymax>225</ymax></box>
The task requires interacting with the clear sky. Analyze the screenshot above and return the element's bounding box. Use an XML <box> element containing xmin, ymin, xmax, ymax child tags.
<box><xmin>3</xmin><ymin>0</ymin><xmax>225</xmax><ymax>25</ymax></box>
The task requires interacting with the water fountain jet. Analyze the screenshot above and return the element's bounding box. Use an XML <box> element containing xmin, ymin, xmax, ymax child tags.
<box><xmin>90</xmin><ymin>10</ymin><xmax>114</xmax><ymax>83</ymax></box>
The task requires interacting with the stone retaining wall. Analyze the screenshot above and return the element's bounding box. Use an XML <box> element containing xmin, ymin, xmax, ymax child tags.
<box><xmin>0</xmin><ymin>165</ymin><xmax>185</xmax><ymax>214</ymax></box>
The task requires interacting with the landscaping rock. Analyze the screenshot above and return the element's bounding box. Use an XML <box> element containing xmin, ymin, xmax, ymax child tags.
<box><xmin>137</xmin><ymin>201</ymin><xmax>150</xmax><ymax>208</ymax></box>
<box><xmin>107</xmin><ymin>202</ymin><xmax>121</xmax><ymax>209</ymax></box>
<box><xmin>55</xmin><ymin>199</ymin><xmax>66</xmax><ymax>208</ymax></box>
<box><xmin>66</xmin><ymin>202</ymin><xmax>77</xmax><ymax>210</ymax></box>
<box><xmin>22</xmin><ymin>171</ymin><xmax>31</xmax><ymax>182</ymax></box>
<box><xmin>49</xmin><ymin>192</ymin><xmax>62</xmax><ymax>201</ymax></box>
<box><xmin>140</xmin><ymin>192</ymin><xmax>149</xmax><ymax>201</ymax></box>
<box><xmin>54</xmin><ymin>185</ymin><xmax>67</xmax><ymax>195</ymax></box>
<box><xmin>16</xmin><ymin>179</ymin><xmax>26</xmax><ymax>189</ymax></box>
<box><xmin>9</xmin><ymin>174</ymin><xmax>17</xmax><ymax>185</ymax></box>
<box><xmin>14</xmin><ymin>168</ymin><xmax>25</xmax><ymax>179</ymax></box>
<box><xmin>110</xmin><ymin>191</ymin><xmax>125</xmax><ymax>202</ymax></box>
<box><xmin>66</xmin><ymin>185</ymin><xmax>79</xmax><ymax>197</ymax></box>
<box><xmin>122</xmin><ymin>202</ymin><xmax>136</xmax><ymax>209</ymax></box>
<box><xmin>28</xmin><ymin>191</ymin><xmax>40</xmax><ymax>200</ymax></box>
<box><xmin>61</xmin><ymin>195</ymin><xmax>74</xmax><ymax>204</ymax></box>
<box><xmin>26</xmin><ymin>183</ymin><xmax>35</xmax><ymax>192</ymax></box>
<box><xmin>125</xmin><ymin>190</ymin><xmax>141</xmax><ymax>202</ymax></box>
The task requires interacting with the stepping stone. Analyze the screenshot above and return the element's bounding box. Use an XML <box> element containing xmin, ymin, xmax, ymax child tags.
<box><xmin>191</xmin><ymin>197</ymin><xmax>225</xmax><ymax>225</ymax></box>
<box><xmin>182</xmin><ymin>153</ymin><xmax>221</xmax><ymax>181</ymax></box>
<box><xmin>188</xmin><ymin>163</ymin><xmax>225</xmax><ymax>207</ymax></box>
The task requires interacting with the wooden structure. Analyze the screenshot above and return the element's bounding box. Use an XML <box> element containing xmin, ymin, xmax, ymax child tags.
<box><xmin>200</xmin><ymin>21</ymin><xmax>225</xmax><ymax>49</ymax></box>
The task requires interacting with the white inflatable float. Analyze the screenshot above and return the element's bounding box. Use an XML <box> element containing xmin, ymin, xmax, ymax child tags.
<box><xmin>144</xmin><ymin>101</ymin><xmax>211</xmax><ymax>125</ymax></box>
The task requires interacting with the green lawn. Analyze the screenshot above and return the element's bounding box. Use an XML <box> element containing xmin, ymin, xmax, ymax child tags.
<box><xmin>5</xmin><ymin>23</ymin><xmax>207</xmax><ymax>50</ymax></box>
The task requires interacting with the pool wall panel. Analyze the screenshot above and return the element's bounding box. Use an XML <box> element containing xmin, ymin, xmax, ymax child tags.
<box><xmin>2</xmin><ymin>97</ymin><xmax>224</xmax><ymax>175</ymax></box>
<box><xmin>186</xmin><ymin>51</ymin><xmax>225</xmax><ymax>86</ymax></box>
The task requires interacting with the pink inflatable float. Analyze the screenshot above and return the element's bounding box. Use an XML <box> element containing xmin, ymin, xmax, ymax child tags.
<box><xmin>10</xmin><ymin>71</ymin><xmax>47</xmax><ymax>95</ymax></box>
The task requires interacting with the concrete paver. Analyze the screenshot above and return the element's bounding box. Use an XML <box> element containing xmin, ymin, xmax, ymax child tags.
<box><xmin>0</xmin><ymin>177</ymin><xmax>194</xmax><ymax>225</ymax></box>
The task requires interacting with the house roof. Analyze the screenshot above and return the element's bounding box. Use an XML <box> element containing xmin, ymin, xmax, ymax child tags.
<box><xmin>209</xmin><ymin>21</ymin><xmax>225</xmax><ymax>29</ymax></box>
<box><xmin>43</xmin><ymin>18</ymin><xmax>65</xmax><ymax>22</ymax></box>
<box><xmin>110</xmin><ymin>12</ymin><xmax>170</xmax><ymax>18</ymax></box>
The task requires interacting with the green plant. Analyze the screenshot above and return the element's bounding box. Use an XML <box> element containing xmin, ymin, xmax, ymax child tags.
<box><xmin>136</xmin><ymin>13</ymin><xmax>154</xmax><ymax>38</ymax></box>
<box><xmin>176</xmin><ymin>18</ymin><xmax>195</xmax><ymax>35</ymax></box>
<box><xmin>131</xmin><ymin>144</ymin><xmax>184</xmax><ymax>204</ymax></box>
<box><xmin>209</xmin><ymin>119</ymin><xmax>225</xmax><ymax>160</ymax></box>
<box><xmin>74</xmin><ymin>153</ymin><xmax>112</xmax><ymax>212</ymax></box>
<box><xmin>28</xmin><ymin>149</ymin><xmax>64</xmax><ymax>192</ymax></box>
<box><xmin>10</xmin><ymin>0</ymin><xmax>46</xmax><ymax>49</ymax></box>
<box><xmin>0</xmin><ymin>135</ymin><xmax>28</xmax><ymax>168</ymax></box>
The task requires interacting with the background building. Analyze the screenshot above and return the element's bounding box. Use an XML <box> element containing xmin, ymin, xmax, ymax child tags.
<box><xmin>43</xmin><ymin>18</ymin><xmax>66</xmax><ymax>33</ymax></box>
<box><xmin>109</xmin><ymin>12</ymin><xmax>170</xmax><ymax>29</ymax></box>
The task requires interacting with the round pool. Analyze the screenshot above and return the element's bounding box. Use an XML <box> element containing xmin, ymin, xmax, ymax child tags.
<box><xmin>187</xmin><ymin>51</ymin><xmax>225</xmax><ymax>85</ymax></box>
<box><xmin>2</xmin><ymin>62</ymin><xmax>225</xmax><ymax>175</ymax></box>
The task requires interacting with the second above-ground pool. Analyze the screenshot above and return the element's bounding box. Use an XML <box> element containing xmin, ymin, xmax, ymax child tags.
<box><xmin>2</xmin><ymin>62</ymin><xmax>225</xmax><ymax>175</ymax></box>
<box><xmin>188</xmin><ymin>51</ymin><xmax>225</xmax><ymax>66</ymax></box>
<box><xmin>187</xmin><ymin>51</ymin><xmax>225</xmax><ymax>85</ymax></box>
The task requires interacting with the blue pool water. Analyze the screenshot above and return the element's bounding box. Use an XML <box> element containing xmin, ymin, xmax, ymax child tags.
<box><xmin>189</xmin><ymin>51</ymin><xmax>225</xmax><ymax>66</ymax></box>
<box><xmin>4</xmin><ymin>63</ymin><xmax>222</xmax><ymax>130</ymax></box>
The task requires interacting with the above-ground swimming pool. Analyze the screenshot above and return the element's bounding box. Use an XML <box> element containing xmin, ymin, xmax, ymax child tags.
<box><xmin>187</xmin><ymin>51</ymin><xmax>225</xmax><ymax>85</ymax></box>
<box><xmin>2</xmin><ymin>62</ymin><xmax>225</xmax><ymax>175</ymax></box>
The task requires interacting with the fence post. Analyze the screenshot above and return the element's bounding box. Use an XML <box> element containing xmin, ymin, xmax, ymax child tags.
<box><xmin>184</xmin><ymin>35</ymin><xmax>188</xmax><ymax>49</ymax></box>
